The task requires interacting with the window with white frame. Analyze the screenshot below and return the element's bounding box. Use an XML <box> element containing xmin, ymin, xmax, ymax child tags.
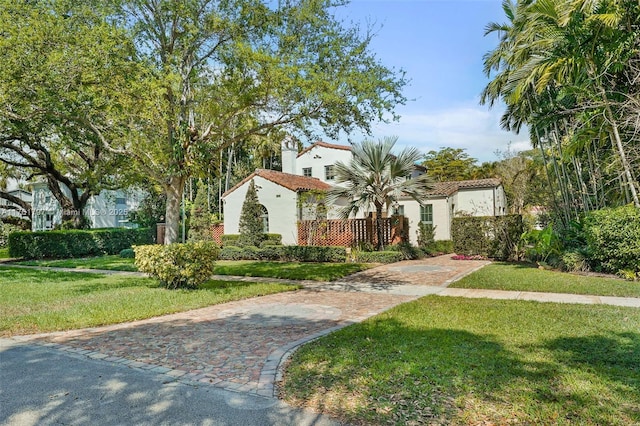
<box><xmin>420</xmin><ymin>204</ymin><xmax>433</xmax><ymax>224</ymax></box>
<box><xmin>324</xmin><ymin>165</ymin><xmax>335</xmax><ymax>180</ymax></box>
<box><xmin>392</xmin><ymin>205</ymin><xmax>405</xmax><ymax>216</ymax></box>
<box><xmin>302</xmin><ymin>167</ymin><xmax>312</xmax><ymax>177</ymax></box>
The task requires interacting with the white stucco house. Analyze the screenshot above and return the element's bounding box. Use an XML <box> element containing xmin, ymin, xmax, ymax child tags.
<box><xmin>31</xmin><ymin>181</ymin><xmax>143</xmax><ymax>231</ymax></box>
<box><xmin>222</xmin><ymin>141</ymin><xmax>507</xmax><ymax>245</ymax></box>
<box><xmin>0</xmin><ymin>188</ymin><xmax>32</xmax><ymax>220</ymax></box>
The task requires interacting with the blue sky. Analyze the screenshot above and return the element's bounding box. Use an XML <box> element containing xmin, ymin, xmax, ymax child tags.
<box><xmin>331</xmin><ymin>0</ymin><xmax>531</xmax><ymax>163</ymax></box>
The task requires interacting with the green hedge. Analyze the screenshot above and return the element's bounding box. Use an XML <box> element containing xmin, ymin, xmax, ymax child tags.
<box><xmin>451</xmin><ymin>215</ymin><xmax>523</xmax><ymax>261</ymax></box>
<box><xmin>8</xmin><ymin>228</ymin><xmax>153</xmax><ymax>259</ymax></box>
<box><xmin>218</xmin><ymin>245</ymin><xmax>345</xmax><ymax>262</ymax></box>
<box><xmin>583</xmin><ymin>205</ymin><xmax>640</xmax><ymax>275</ymax></box>
<box><xmin>134</xmin><ymin>242</ymin><xmax>219</xmax><ymax>289</ymax></box>
<box><xmin>421</xmin><ymin>240</ymin><xmax>454</xmax><ymax>257</ymax></box>
<box><xmin>353</xmin><ymin>251</ymin><xmax>404</xmax><ymax>264</ymax></box>
<box><xmin>221</xmin><ymin>233</ymin><xmax>282</xmax><ymax>247</ymax></box>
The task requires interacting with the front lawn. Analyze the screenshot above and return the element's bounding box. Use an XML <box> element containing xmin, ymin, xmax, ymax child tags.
<box><xmin>18</xmin><ymin>255</ymin><xmax>138</xmax><ymax>272</ymax></box>
<box><xmin>450</xmin><ymin>262</ymin><xmax>640</xmax><ymax>298</ymax></box>
<box><xmin>282</xmin><ymin>296</ymin><xmax>640</xmax><ymax>425</ymax></box>
<box><xmin>213</xmin><ymin>260</ymin><xmax>372</xmax><ymax>281</ymax></box>
<box><xmin>0</xmin><ymin>266</ymin><xmax>296</xmax><ymax>337</ymax></box>
<box><xmin>16</xmin><ymin>256</ymin><xmax>372</xmax><ymax>281</ymax></box>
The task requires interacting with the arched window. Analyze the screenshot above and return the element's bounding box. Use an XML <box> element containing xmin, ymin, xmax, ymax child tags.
<box><xmin>260</xmin><ymin>205</ymin><xmax>269</xmax><ymax>233</ymax></box>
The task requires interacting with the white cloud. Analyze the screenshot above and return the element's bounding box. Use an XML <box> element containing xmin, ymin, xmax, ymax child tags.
<box><xmin>361</xmin><ymin>103</ymin><xmax>531</xmax><ymax>163</ymax></box>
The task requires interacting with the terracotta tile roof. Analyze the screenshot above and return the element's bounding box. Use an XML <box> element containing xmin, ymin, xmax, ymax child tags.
<box><xmin>297</xmin><ymin>141</ymin><xmax>352</xmax><ymax>158</ymax></box>
<box><xmin>222</xmin><ymin>169</ymin><xmax>331</xmax><ymax>197</ymax></box>
<box><xmin>425</xmin><ymin>178</ymin><xmax>503</xmax><ymax>197</ymax></box>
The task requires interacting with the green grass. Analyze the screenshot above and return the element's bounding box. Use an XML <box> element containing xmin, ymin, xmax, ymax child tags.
<box><xmin>450</xmin><ymin>263</ymin><xmax>640</xmax><ymax>297</ymax></box>
<box><xmin>17</xmin><ymin>255</ymin><xmax>138</xmax><ymax>272</ymax></box>
<box><xmin>0</xmin><ymin>248</ymin><xmax>9</xmax><ymax>259</ymax></box>
<box><xmin>16</xmin><ymin>256</ymin><xmax>371</xmax><ymax>281</ymax></box>
<box><xmin>213</xmin><ymin>260</ymin><xmax>372</xmax><ymax>281</ymax></box>
<box><xmin>282</xmin><ymin>296</ymin><xmax>640</xmax><ymax>425</ymax></box>
<box><xmin>0</xmin><ymin>266</ymin><xmax>296</xmax><ymax>337</ymax></box>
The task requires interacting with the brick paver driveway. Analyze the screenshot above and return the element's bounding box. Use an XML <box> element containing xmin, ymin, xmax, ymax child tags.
<box><xmin>16</xmin><ymin>255</ymin><xmax>488</xmax><ymax>397</ymax></box>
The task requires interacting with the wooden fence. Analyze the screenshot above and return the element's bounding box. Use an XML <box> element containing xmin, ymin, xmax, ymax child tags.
<box><xmin>297</xmin><ymin>216</ymin><xmax>407</xmax><ymax>247</ymax></box>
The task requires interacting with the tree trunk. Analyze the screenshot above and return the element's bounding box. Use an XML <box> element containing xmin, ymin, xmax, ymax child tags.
<box><xmin>164</xmin><ymin>176</ymin><xmax>186</xmax><ymax>244</ymax></box>
<box><xmin>375</xmin><ymin>203</ymin><xmax>384</xmax><ymax>251</ymax></box>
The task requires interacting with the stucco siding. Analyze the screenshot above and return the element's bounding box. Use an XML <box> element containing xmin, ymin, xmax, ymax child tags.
<box><xmin>455</xmin><ymin>188</ymin><xmax>498</xmax><ymax>216</ymax></box>
<box><xmin>295</xmin><ymin>146</ymin><xmax>352</xmax><ymax>185</ymax></box>
<box><xmin>223</xmin><ymin>176</ymin><xmax>299</xmax><ymax>244</ymax></box>
<box><xmin>401</xmin><ymin>197</ymin><xmax>452</xmax><ymax>243</ymax></box>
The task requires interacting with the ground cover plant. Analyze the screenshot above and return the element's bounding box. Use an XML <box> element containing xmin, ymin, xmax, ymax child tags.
<box><xmin>0</xmin><ymin>266</ymin><xmax>296</xmax><ymax>336</ymax></box>
<box><xmin>281</xmin><ymin>296</ymin><xmax>640</xmax><ymax>425</ymax></box>
<box><xmin>450</xmin><ymin>263</ymin><xmax>640</xmax><ymax>298</ymax></box>
<box><xmin>213</xmin><ymin>260</ymin><xmax>372</xmax><ymax>281</ymax></box>
<box><xmin>0</xmin><ymin>248</ymin><xmax>9</xmax><ymax>259</ymax></box>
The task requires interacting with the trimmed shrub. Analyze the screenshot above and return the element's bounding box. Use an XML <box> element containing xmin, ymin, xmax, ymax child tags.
<box><xmin>219</xmin><ymin>245</ymin><xmax>246</xmax><ymax>261</ymax></box>
<box><xmin>134</xmin><ymin>241</ymin><xmax>219</xmax><ymax>289</ymax></box>
<box><xmin>420</xmin><ymin>240</ymin><xmax>454</xmax><ymax>257</ymax></box>
<box><xmin>221</xmin><ymin>233</ymin><xmax>281</xmax><ymax>247</ymax></box>
<box><xmin>8</xmin><ymin>228</ymin><xmax>153</xmax><ymax>259</ymax></box>
<box><xmin>282</xmin><ymin>246</ymin><xmax>346</xmax><ymax>262</ymax></box>
<box><xmin>119</xmin><ymin>248</ymin><xmax>135</xmax><ymax>258</ymax></box>
<box><xmin>354</xmin><ymin>251</ymin><xmax>404</xmax><ymax>264</ymax></box>
<box><xmin>387</xmin><ymin>242</ymin><xmax>423</xmax><ymax>260</ymax></box>
<box><xmin>451</xmin><ymin>215</ymin><xmax>523</xmax><ymax>261</ymax></box>
<box><xmin>257</xmin><ymin>244</ymin><xmax>286</xmax><ymax>260</ymax></box>
<box><xmin>0</xmin><ymin>222</ymin><xmax>21</xmax><ymax>248</ymax></box>
<box><xmin>583</xmin><ymin>205</ymin><xmax>640</xmax><ymax>275</ymax></box>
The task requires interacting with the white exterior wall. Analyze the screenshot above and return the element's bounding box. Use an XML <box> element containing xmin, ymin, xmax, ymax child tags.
<box><xmin>223</xmin><ymin>176</ymin><xmax>299</xmax><ymax>244</ymax></box>
<box><xmin>454</xmin><ymin>188</ymin><xmax>500</xmax><ymax>217</ymax></box>
<box><xmin>295</xmin><ymin>146</ymin><xmax>352</xmax><ymax>185</ymax></box>
<box><xmin>402</xmin><ymin>197</ymin><xmax>452</xmax><ymax>243</ymax></box>
<box><xmin>31</xmin><ymin>183</ymin><xmax>141</xmax><ymax>231</ymax></box>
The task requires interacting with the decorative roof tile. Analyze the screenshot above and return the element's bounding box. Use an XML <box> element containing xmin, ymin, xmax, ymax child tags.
<box><xmin>424</xmin><ymin>178</ymin><xmax>502</xmax><ymax>197</ymax></box>
<box><xmin>222</xmin><ymin>169</ymin><xmax>331</xmax><ymax>197</ymax></box>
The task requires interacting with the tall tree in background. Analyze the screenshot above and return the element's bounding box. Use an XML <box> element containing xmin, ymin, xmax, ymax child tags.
<box><xmin>422</xmin><ymin>147</ymin><xmax>479</xmax><ymax>182</ymax></box>
<box><xmin>97</xmin><ymin>0</ymin><xmax>408</xmax><ymax>243</ymax></box>
<box><xmin>328</xmin><ymin>137</ymin><xmax>433</xmax><ymax>251</ymax></box>
<box><xmin>482</xmin><ymin>0</ymin><xmax>640</xmax><ymax>226</ymax></box>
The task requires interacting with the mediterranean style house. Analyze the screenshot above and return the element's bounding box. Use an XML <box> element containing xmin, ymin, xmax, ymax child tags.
<box><xmin>222</xmin><ymin>141</ymin><xmax>507</xmax><ymax>245</ymax></box>
<box><xmin>30</xmin><ymin>181</ymin><xmax>143</xmax><ymax>231</ymax></box>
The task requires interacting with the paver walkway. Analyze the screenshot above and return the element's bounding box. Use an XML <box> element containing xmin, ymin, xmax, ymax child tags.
<box><xmin>7</xmin><ymin>255</ymin><xmax>487</xmax><ymax>399</ymax></box>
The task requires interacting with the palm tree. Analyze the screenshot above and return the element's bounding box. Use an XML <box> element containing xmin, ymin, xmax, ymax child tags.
<box><xmin>328</xmin><ymin>137</ymin><xmax>432</xmax><ymax>250</ymax></box>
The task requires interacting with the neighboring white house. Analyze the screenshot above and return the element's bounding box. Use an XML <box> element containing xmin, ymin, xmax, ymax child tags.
<box><xmin>0</xmin><ymin>188</ymin><xmax>32</xmax><ymax>220</ymax></box>
<box><xmin>222</xmin><ymin>141</ymin><xmax>507</xmax><ymax>245</ymax></box>
<box><xmin>31</xmin><ymin>181</ymin><xmax>143</xmax><ymax>231</ymax></box>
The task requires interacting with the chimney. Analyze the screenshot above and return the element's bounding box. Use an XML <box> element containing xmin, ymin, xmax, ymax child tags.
<box><xmin>281</xmin><ymin>136</ymin><xmax>297</xmax><ymax>174</ymax></box>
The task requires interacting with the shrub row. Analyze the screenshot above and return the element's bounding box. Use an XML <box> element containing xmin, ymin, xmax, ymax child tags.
<box><xmin>221</xmin><ymin>233</ymin><xmax>282</xmax><ymax>247</ymax></box>
<box><xmin>8</xmin><ymin>228</ymin><xmax>153</xmax><ymax>259</ymax></box>
<box><xmin>352</xmin><ymin>251</ymin><xmax>404</xmax><ymax>264</ymax></box>
<box><xmin>219</xmin><ymin>245</ymin><xmax>347</xmax><ymax>263</ymax></box>
<box><xmin>451</xmin><ymin>215</ymin><xmax>523</xmax><ymax>261</ymax></box>
<box><xmin>134</xmin><ymin>242</ymin><xmax>219</xmax><ymax>289</ymax></box>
